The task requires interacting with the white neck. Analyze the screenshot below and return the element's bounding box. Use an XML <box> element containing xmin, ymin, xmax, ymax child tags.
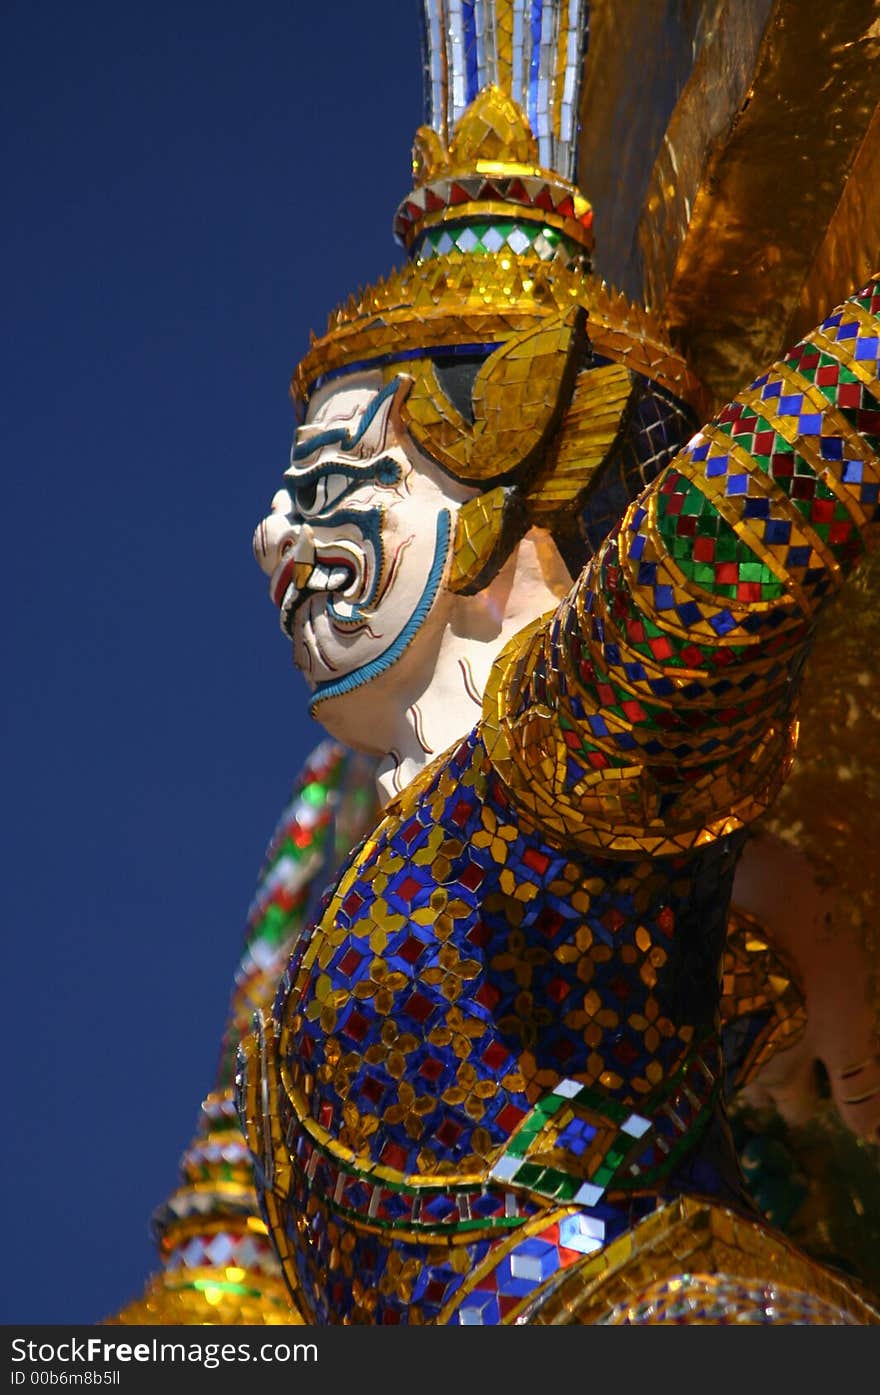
<box><xmin>368</xmin><ymin>529</ymin><xmax>572</xmax><ymax>803</ymax></box>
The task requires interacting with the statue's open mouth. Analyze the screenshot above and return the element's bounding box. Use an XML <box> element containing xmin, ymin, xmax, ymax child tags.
<box><xmin>276</xmin><ymin>549</ymin><xmax>362</xmax><ymax>637</ymax></box>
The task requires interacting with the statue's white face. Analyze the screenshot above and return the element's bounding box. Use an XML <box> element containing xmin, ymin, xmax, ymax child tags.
<box><xmin>254</xmin><ymin>372</ymin><xmax>474</xmax><ymax>735</ymax></box>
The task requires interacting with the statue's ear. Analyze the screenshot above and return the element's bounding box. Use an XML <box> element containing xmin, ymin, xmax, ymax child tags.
<box><xmin>448</xmin><ymin>485</ymin><xmax>529</xmax><ymax>596</ymax></box>
<box><xmin>397</xmin><ymin>306</ymin><xmax>587</xmax><ymax>486</ymax></box>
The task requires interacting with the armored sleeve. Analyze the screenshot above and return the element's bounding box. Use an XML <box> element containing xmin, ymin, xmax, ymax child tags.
<box><xmin>483</xmin><ymin>277</ymin><xmax>880</xmax><ymax>857</ymax></box>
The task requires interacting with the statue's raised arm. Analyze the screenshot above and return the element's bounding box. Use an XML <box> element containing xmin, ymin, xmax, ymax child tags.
<box><xmin>484</xmin><ymin>281</ymin><xmax>880</xmax><ymax>860</ymax></box>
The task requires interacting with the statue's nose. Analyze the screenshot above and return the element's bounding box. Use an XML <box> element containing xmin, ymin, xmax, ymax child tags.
<box><xmin>253</xmin><ymin>490</ymin><xmax>296</xmax><ymax>577</ymax></box>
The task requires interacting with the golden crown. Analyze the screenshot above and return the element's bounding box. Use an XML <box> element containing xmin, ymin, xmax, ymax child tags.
<box><xmin>288</xmin><ymin>2</ymin><xmax>707</xmax><ymax>591</ymax></box>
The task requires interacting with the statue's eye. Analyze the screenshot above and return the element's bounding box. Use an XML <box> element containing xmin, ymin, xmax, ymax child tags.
<box><xmin>293</xmin><ymin>473</ymin><xmax>350</xmax><ymax>517</ymax></box>
<box><xmin>295</xmin><ymin>478</ymin><xmax>318</xmax><ymax>512</ymax></box>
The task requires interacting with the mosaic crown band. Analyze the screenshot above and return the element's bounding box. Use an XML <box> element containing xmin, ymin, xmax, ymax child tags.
<box><xmin>114</xmin><ymin>0</ymin><xmax>880</xmax><ymax>1327</ymax></box>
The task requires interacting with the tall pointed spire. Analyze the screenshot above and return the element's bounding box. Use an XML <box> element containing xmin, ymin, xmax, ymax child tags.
<box><xmin>419</xmin><ymin>1</ymin><xmax>589</xmax><ymax>182</ymax></box>
<box><xmin>396</xmin><ymin>4</ymin><xmax>594</xmax><ymax>264</ymax></box>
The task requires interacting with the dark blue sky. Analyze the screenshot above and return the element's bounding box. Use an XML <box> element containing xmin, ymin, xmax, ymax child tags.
<box><xmin>4</xmin><ymin>1</ymin><xmax>420</xmax><ymax>1322</ymax></box>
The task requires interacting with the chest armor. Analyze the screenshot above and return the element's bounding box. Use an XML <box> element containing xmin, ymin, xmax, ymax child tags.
<box><xmin>240</xmin><ymin>727</ymin><xmax>740</xmax><ymax>1322</ymax></box>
